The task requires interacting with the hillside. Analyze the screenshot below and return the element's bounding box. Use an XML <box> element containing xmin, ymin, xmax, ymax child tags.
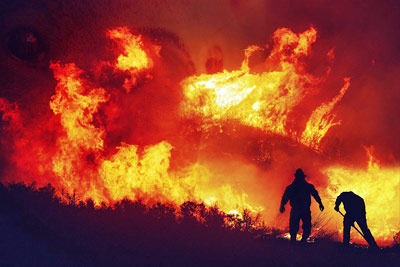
<box><xmin>0</xmin><ymin>183</ymin><xmax>398</xmax><ymax>266</ymax></box>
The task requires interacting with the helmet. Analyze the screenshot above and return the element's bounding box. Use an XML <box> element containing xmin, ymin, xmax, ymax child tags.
<box><xmin>294</xmin><ymin>168</ymin><xmax>307</xmax><ymax>178</ymax></box>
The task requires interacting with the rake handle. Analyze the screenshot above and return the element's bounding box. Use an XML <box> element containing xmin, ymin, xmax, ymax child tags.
<box><xmin>337</xmin><ymin>210</ymin><xmax>365</xmax><ymax>238</ymax></box>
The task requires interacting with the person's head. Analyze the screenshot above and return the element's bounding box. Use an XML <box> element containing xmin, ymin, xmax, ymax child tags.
<box><xmin>294</xmin><ymin>168</ymin><xmax>306</xmax><ymax>182</ymax></box>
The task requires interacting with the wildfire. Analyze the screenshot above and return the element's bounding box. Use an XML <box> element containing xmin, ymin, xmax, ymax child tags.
<box><xmin>106</xmin><ymin>27</ymin><xmax>160</xmax><ymax>92</ymax></box>
<box><xmin>300</xmin><ymin>77</ymin><xmax>350</xmax><ymax>149</ymax></box>
<box><xmin>49</xmin><ymin>62</ymin><xmax>108</xmax><ymax>200</ymax></box>
<box><xmin>324</xmin><ymin>146</ymin><xmax>400</xmax><ymax>244</ymax></box>
<box><xmin>1</xmin><ymin>24</ymin><xmax>398</xmax><ymax>245</ymax></box>
<box><xmin>181</xmin><ymin>27</ymin><xmax>348</xmax><ymax>151</ymax></box>
<box><xmin>45</xmin><ymin>27</ymin><xmax>261</xmax><ymax>214</ymax></box>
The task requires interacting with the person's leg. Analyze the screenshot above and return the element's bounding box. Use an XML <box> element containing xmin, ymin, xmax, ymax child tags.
<box><xmin>289</xmin><ymin>209</ymin><xmax>300</xmax><ymax>243</ymax></box>
<box><xmin>356</xmin><ymin>217</ymin><xmax>378</xmax><ymax>248</ymax></box>
<box><xmin>343</xmin><ymin>214</ymin><xmax>353</xmax><ymax>245</ymax></box>
<box><xmin>301</xmin><ymin>210</ymin><xmax>312</xmax><ymax>242</ymax></box>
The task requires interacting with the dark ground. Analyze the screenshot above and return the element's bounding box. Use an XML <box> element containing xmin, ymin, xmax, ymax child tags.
<box><xmin>0</xmin><ymin>183</ymin><xmax>398</xmax><ymax>266</ymax></box>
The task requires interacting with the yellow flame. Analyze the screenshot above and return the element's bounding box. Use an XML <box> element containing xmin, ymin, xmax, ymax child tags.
<box><xmin>324</xmin><ymin>146</ymin><xmax>400</xmax><ymax>243</ymax></box>
<box><xmin>48</xmin><ymin>42</ymin><xmax>261</xmax><ymax>215</ymax></box>
<box><xmin>181</xmin><ymin>27</ymin><xmax>347</xmax><ymax>150</ymax></box>
<box><xmin>106</xmin><ymin>27</ymin><xmax>159</xmax><ymax>92</ymax></box>
<box><xmin>50</xmin><ymin>62</ymin><xmax>108</xmax><ymax>197</ymax></box>
<box><xmin>301</xmin><ymin>78</ymin><xmax>350</xmax><ymax>149</ymax></box>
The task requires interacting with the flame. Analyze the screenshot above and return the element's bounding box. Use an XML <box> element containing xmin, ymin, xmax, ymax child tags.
<box><xmin>106</xmin><ymin>27</ymin><xmax>160</xmax><ymax>92</ymax></box>
<box><xmin>1</xmin><ymin>25</ymin><xmax>398</xmax><ymax>244</ymax></box>
<box><xmin>181</xmin><ymin>27</ymin><xmax>348</xmax><ymax>150</ymax></box>
<box><xmin>301</xmin><ymin>77</ymin><xmax>350</xmax><ymax>149</ymax></box>
<box><xmin>44</xmin><ymin>28</ymin><xmax>261</xmax><ymax>215</ymax></box>
<box><xmin>101</xmin><ymin>146</ymin><xmax>259</xmax><ymax>212</ymax></box>
<box><xmin>324</xmin><ymin>146</ymin><xmax>400</xmax><ymax>244</ymax></box>
<box><xmin>49</xmin><ymin>62</ymin><xmax>108</xmax><ymax>200</ymax></box>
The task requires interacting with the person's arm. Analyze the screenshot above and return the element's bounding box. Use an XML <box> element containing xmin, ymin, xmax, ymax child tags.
<box><xmin>334</xmin><ymin>193</ymin><xmax>343</xmax><ymax>212</ymax></box>
<box><xmin>311</xmin><ymin>185</ymin><xmax>324</xmax><ymax>211</ymax></box>
<box><xmin>280</xmin><ymin>186</ymin><xmax>291</xmax><ymax>213</ymax></box>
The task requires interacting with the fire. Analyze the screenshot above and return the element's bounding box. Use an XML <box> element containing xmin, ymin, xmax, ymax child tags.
<box><xmin>300</xmin><ymin>77</ymin><xmax>350</xmax><ymax>149</ymax></box>
<box><xmin>50</xmin><ymin>62</ymin><xmax>108</xmax><ymax>152</ymax></box>
<box><xmin>106</xmin><ymin>27</ymin><xmax>160</xmax><ymax>92</ymax></box>
<box><xmin>44</xmin><ymin>27</ymin><xmax>261</xmax><ymax>214</ymax></box>
<box><xmin>49</xmin><ymin>62</ymin><xmax>108</xmax><ymax>200</ymax></box>
<box><xmin>181</xmin><ymin>27</ymin><xmax>348</xmax><ymax>150</ymax></box>
<box><xmin>324</xmin><ymin>146</ymin><xmax>400</xmax><ymax>244</ymax></box>
<box><xmin>98</xmin><ymin>139</ymin><xmax>261</xmax><ymax>212</ymax></box>
<box><xmin>1</xmin><ymin>23</ymin><xmax>398</xmax><ymax>245</ymax></box>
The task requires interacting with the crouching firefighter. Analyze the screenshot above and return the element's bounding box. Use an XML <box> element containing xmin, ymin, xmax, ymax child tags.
<box><xmin>280</xmin><ymin>168</ymin><xmax>324</xmax><ymax>243</ymax></box>
<box><xmin>334</xmin><ymin>191</ymin><xmax>378</xmax><ymax>248</ymax></box>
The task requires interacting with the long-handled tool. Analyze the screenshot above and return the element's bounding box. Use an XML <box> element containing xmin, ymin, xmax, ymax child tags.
<box><xmin>337</xmin><ymin>210</ymin><xmax>365</xmax><ymax>239</ymax></box>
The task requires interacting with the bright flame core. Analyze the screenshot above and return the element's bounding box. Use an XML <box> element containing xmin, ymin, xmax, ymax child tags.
<box><xmin>325</xmin><ymin>146</ymin><xmax>400</xmax><ymax>244</ymax></box>
<box><xmin>45</xmin><ymin>28</ymin><xmax>261</xmax><ymax>215</ymax></box>
<box><xmin>0</xmin><ymin>25</ymin><xmax>398</xmax><ymax>245</ymax></box>
<box><xmin>181</xmin><ymin>27</ymin><xmax>348</xmax><ymax>151</ymax></box>
<box><xmin>106</xmin><ymin>27</ymin><xmax>160</xmax><ymax>92</ymax></box>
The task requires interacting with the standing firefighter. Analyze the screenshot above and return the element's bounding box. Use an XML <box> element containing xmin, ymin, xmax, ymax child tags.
<box><xmin>280</xmin><ymin>168</ymin><xmax>324</xmax><ymax>243</ymax></box>
<box><xmin>334</xmin><ymin>191</ymin><xmax>378</xmax><ymax>248</ymax></box>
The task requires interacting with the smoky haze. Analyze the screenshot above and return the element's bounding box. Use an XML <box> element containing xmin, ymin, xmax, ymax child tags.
<box><xmin>1</xmin><ymin>0</ymin><xmax>400</xmax><ymax>163</ymax></box>
<box><xmin>0</xmin><ymin>0</ymin><xmax>399</xmax><ymax>242</ymax></box>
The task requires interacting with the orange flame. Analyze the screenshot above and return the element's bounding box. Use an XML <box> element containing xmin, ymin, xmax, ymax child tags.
<box><xmin>324</xmin><ymin>146</ymin><xmax>400</xmax><ymax>244</ymax></box>
<box><xmin>181</xmin><ymin>27</ymin><xmax>347</xmax><ymax>150</ymax></box>
<box><xmin>44</xmin><ymin>28</ymin><xmax>261</xmax><ymax>215</ymax></box>
<box><xmin>301</xmin><ymin>77</ymin><xmax>350</xmax><ymax>149</ymax></box>
<box><xmin>2</xmin><ymin>25</ymin><xmax>398</xmax><ymax>244</ymax></box>
<box><xmin>106</xmin><ymin>27</ymin><xmax>160</xmax><ymax>92</ymax></box>
<box><xmin>49</xmin><ymin>62</ymin><xmax>108</xmax><ymax>199</ymax></box>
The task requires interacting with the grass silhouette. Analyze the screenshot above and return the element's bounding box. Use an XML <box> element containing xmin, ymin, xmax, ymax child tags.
<box><xmin>0</xmin><ymin>182</ymin><xmax>398</xmax><ymax>266</ymax></box>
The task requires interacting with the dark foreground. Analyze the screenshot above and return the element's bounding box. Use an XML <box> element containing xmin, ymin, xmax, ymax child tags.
<box><xmin>0</xmin><ymin>183</ymin><xmax>398</xmax><ymax>266</ymax></box>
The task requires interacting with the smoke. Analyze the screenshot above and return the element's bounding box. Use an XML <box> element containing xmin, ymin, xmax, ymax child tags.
<box><xmin>1</xmin><ymin>0</ymin><xmax>399</xmax><ymax>243</ymax></box>
<box><xmin>3</xmin><ymin>0</ymin><xmax>400</xmax><ymax>162</ymax></box>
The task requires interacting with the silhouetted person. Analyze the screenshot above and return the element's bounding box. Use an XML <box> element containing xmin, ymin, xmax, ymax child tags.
<box><xmin>334</xmin><ymin>191</ymin><xmax>378</xmax><ymax>248</ymax></box>
<box><xmin>280</xmin><ymin>169</ymin><xmax>324</xmax><ymax>243</ymax></box>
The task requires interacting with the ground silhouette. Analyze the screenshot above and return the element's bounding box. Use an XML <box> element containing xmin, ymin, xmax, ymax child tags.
<box><xmin>0</xmin><ymin>182</ymin><xmax>399</xmax><ymax>266</ymax></box>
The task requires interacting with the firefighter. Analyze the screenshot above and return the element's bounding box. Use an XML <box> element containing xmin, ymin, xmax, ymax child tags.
<box><xmin>334</xmin><ymin>191</ymin><xmax>378</xmax><ymax>248</ymax></box>
<box><xmin>280</xmin><ymin>168</ymin><xmax>324</xmax><ymax>243</ymax></box>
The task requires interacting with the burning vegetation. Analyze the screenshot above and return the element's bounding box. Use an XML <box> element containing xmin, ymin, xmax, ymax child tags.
<box><xmin>0</xmin><ymin>21</ymin><xmax>399</xmax><ymax>249</ymax></box>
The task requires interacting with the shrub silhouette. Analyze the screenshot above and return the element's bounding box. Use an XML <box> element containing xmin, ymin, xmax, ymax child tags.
<box><xmin>0</xmin><ymin>182</ymin><xmax>399</xmax><ymax>266</ymax></box>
